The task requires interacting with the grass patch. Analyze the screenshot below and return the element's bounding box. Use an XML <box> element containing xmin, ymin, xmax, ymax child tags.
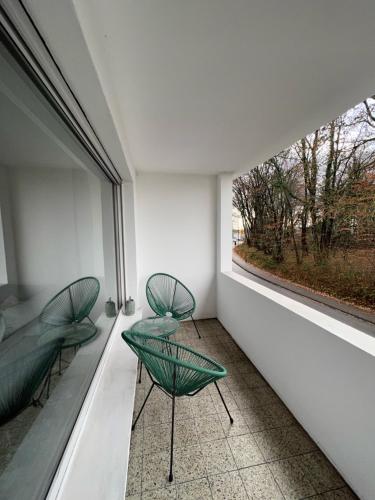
<box><xmin>234</xmin><ymin>244</ymin><xmax>375</xmax><ymax>312</ymax></box>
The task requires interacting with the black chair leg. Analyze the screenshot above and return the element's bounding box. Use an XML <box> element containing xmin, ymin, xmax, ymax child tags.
<box><xmin>132</xmin><ymin>382</ymin><xmax>154</xmax><ymax>430</ymax></box>
<box><xmin>191</xmin><ymin>315</ymin><xmax>201</xmax><ymax>339</ymax></box>
<box><xmin>169</xmin><ymin>393</ymin><xmax>176</xmax><ymax>482</ymax></box>
<box><xmin>214</xmin><ymin>381</ymin><xmax>234</xmax><ymax>424</ymax></box>
<box><xmin>138</xmin><ymin>362</ymin><xmax>143</xmax><ymax>384</ymax></box>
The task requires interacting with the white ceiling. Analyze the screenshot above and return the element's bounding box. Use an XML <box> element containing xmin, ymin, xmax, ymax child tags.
<box><xmin>70</xmin><ymin>1</ymin><xmax>375</xmax><ymax>174</ymax></box>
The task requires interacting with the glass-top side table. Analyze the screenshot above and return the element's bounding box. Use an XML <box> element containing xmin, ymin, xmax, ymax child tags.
<box><xmin>130</xmin><ymin>316</ymin><xmax>179</xmax><ymax>338</ymax></box>
<box><xmin>130</xmin><ymin>316</ymin><xmax>179</xmax><ymax>383</ymax></box>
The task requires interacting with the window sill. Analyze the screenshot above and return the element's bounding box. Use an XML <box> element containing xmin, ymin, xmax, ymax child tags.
<box><xmin>47</xmin><ymin>310</ymin><xmax>141</xmax><ymax>500</ymax></box>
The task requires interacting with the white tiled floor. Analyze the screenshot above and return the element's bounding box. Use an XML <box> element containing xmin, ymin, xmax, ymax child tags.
<box><xmin>125</xmin><ymin>319</ymin><xmax>357</xmax><ymax>500</ymax></box>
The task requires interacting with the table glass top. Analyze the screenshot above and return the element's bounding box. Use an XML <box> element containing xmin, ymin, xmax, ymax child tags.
<box><xmin>130</xmin><ymin>316</ymin><xmax>179</xmax><ymax>336</ymax></box>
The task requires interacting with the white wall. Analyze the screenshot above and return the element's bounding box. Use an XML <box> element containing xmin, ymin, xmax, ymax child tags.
<box><xmin>136</xmin><ymin>173</ymin><xmax>217</xmax><ymax>318</ymax></box>
<box><xmin>218</xmin><ymin>272</ymin><xmax>375</xmax><ymax>500</ymax></box>
<box><xmin>0</xmin><ymin>165</ymin><xmax>116</xmax><ymax>316</ymax></box>
<box><xmin>7</xmin><ymin>166</ymin><xmax>98</xmax><ymax>289</ymax></box>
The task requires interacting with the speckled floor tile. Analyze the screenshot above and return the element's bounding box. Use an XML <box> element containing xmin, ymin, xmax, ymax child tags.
<box><xmin>222</xmin><ymin>361</ymin><xmax>242</xmax><ymax>375</ymax></box>
<box><xmin>201</xmin><ymin>438</ymin><xmax>236</xmax><ymax>475</ymax></box>
<box><xmin>194</xmin><ymin>386</ymin><xmax>212</xmax><ymax>399</ymax></box>
<box><xmin>208</xmin><ymin>381</ymin><xmax>232</xmax><ymax>397</ymax></box>
<box><xmin>174</xmin><ymin>418</ymin><xmax>200</xmax><ymax>448</ymax></box>
<box><xmin>227</xmin><ymin>433</ymin><xmax>265</xmax><ymax>469</ymax></box>
<box><xmin>252</xmin><ymin>386</ymin><xmax>280</xmax><ymax>406</ymax></box>
<box><xmin>298</xmin><ymin>451</ymin><xmax>345</xmax><ymax>493</ymax></box>
<box><xmin>203</xmin><ymin>337</ymin><xmax>225</xmax><ymax>348</ymax></box>
<box><xmin>174</xmin><ymin>397</ymin><xmax>193</xmax><ymax>421</ymax></box>
<box><xmin>243</xmin><ymin>372</ymin><xmax>267</xmax><ymax>389</ymax></box>
<box><xmin>253</xmin><ymin>425</ymin><xmax>316</xmax><ymax>461</ymax></box>
<box><xmin>285</xmin><ymin>425</ymin><xmax>317</xmax><ymax>455</ymax></box>
<box><xmin>208</xmin><ymin>471</ymin><xmax>248</xmax><ymax>500</ymax></box>
<box><xmin>142</xmin><ymin>450</ymin><xmax>170</xmax><ymax>491</ymax></box>
<box><xmin>317</xmin><ymin>487</ymin><xmax>357</xmax><ymax>499</ymax></box>
<box><xmin>190</xmin><ymin>395</ymin><xmax>217</xmax><ymax>417</ymax></box>
<box><xmin>129</xmin><ymin>426</ymin><xmax>143</xmax><ymax>458</ymax></box>
<box><xmin>269</xmin><ymin>456</ymin><xmax>316</xmax><ymax>499</ymax></box>
<box><xmin>241</xmin><ymin>405</ymin><xmax>275</xmax><ymax>433</ymax></box>
<box><xmin>138</xmin><ymin>373</ymin><xmax>153</xmax><ymax>391</ymax></box>
<box><xmin>218</xmin><ymin>410</ymin><xmax>249</xmax><ymax>437</ymax></box>
<box><xmin>268</xmin><ymin>401</ymin><xmax>296</xmax><ymax>428</ymax></box>
<box><xmin>211</xmin><ymin>391</ymin><xmax>239</xmax><ymax>414</ymax></box>
<box><xmin>126</xmin><ymin>454</ymin><xmax>142</xmax><ymax>496</ymax></box>
<box><xmin>235</xmin><ymin>360</ymin><xmax>257</xmax><ymax>375</ymax></box>
<box><xmin>229</xmin><ymin>352</ymin><xmax>249</xmax><ymax>363</ymax></box>
<box><xmin>174</xmin><ymin>444</ymin><xmax>207</xmax><ymax>483</ymax></box>
<box><xmin>176</xmin><ymin>478</ymin><xmax>213</xmax><ymax>499</ymax></box>
<box><xmin>240</xmin><ymin>464</ymin><xmax>284</xmax><ymax>500</ymax></box>
<box><xmin>250</xmin><ymin>427</ymin><xmax>289</xmax><ymax>461</ymax></box>
<box><xmin>144</xmin><ymin>403</ymin><xmax>171</xmax><ymax>427</ymax></box>
<box><xmin>231</xmin><ymin>389</ymin><xmax>260</xmax><ymax>410</ymax></box>
<box><xmin>148</xmin><ymin>388</ymin><xmax>170</xmax><ymax>406</ymax></box>
<box><xmin>200</xmin><ymin>328</ymin><xmax>221</xmax><ymax>338</ymax></box>
<box><xmin>215</xmin><ymin>378</ymin><xmax>230</xmax><ymax>393</ymax></box>
<box><xmin>143</xmin><ymin>423</ymin><xmax>171</xmax><ymax>454</ymax></box>
<box><xmin>194</xmin><ymin>414</ymin><xmax>225</xmax><ymax>442</ymax></box>
<box><xmin>225</xmin><ymin>375</ymin><xmax>248</xmax><ymax>392</ymax></box>
<box><xmin>142</xmin><ymin>485</ymin><xmax>177</xmax><ymax>499</ymax></box>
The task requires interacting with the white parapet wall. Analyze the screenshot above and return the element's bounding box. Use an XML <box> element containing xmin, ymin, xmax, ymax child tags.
<box><xmin>217</xmin><ymin>270</ymin><xmax>375</xmax><ymax>500</ymax></box>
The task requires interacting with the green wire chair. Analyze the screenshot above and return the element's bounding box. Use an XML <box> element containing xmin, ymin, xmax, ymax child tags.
<box><xmin>146</xmin><ymin>273</ymin><xmax>201</xmax><ymax>338</ymax></box>
<box><xmin>122</xmin><ymin>331</ymin><xmax>233</xmax><ymax>482</ymax></box>
<box><xmin>39</xmin><ymin>277</ymin><xmax>100</xmax><ymax>373</ymax></box>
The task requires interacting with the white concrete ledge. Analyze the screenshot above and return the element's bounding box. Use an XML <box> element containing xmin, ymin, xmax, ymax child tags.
<box><xmin>225</xmin><ymin>270</ymin><xmax>375</xmax><ymax>356</ymax></box>
<box><xmin>47</xmin><ymin>311</ymin><xmax>141</xmax><ymax>500</ymax></box>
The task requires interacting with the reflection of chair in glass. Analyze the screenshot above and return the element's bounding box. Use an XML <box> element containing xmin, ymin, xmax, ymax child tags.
<box><xmin>122</xmin><ymin>331</ymin><xmax>233</xmax><ymax>482</ymax></box>
<box><xmin>0</xmin><ymin>339</ymin><xmax>61</xmax><ymax>425</ymax></box>
<box><xmin>39</xmin><ymin>277</ymin><xmax>100</xmax><ymax>372</ymax></box>
<box><xmin>146</xmin><ymin>273</ymin><xmax>201</xmax><ymax>338</ymax></box>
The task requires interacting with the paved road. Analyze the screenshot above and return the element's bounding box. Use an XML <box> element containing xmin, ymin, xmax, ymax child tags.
<box><xmin>232</xmin><ymin>254</ymin><xmax>375</xmax><ymax>337</ymax></box>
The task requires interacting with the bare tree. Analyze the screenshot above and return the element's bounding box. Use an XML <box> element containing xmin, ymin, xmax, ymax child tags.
<box><xmin>233</xmin><ymin>96</ymin><xmax>375</xmax><ymax>266</ymax></box>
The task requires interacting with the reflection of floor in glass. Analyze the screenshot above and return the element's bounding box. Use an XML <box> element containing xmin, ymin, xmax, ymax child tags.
<box><xmin>0</xmin><ymin>347</ymin><xmax>76</xmax><ymax>475</ymax></box>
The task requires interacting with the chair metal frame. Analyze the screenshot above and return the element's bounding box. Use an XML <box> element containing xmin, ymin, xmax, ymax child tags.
<box><xmin>123</xmin><ymin>331</ymin><xmax>233</xmax><ymax>482</ymax></box>
<box><xmin>146</xmin><ymin>273</ymin><xmax>201</xmax><ymax>339</ymax></box>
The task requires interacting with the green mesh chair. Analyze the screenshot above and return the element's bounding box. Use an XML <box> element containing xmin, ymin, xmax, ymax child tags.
<box><xmin>39</xmin><ymin>277</ymin><xmax>100</xmax><ymax>373</ymax></box>
<box><xmin>146</xmin><ymin>273</ymin><xmax>201</xmax><ymax>339</ymax></box>
<box><xmin>0</xmin><ymin>338</ymin><xmax>62</xmax><ymax>425</ymax></box>
<box><xmin>122</xmin><ymin>331</ymin><xmax>233</xmax><ymax>482</ymax></box>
